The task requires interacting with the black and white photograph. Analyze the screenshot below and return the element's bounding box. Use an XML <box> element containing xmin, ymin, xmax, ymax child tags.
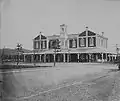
<box><xmin>0</xmin><ymin>0</ymin><xmax>120</xmax><ymax>101</ymax></box>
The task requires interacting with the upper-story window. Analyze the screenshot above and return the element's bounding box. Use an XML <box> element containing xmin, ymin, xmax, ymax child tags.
<box><xmin>41</xmin><ymin>40</ymin><xmax>46</xmax><ymax>49</ymax></box>
<box><xmin>88</xmin><ymin>37</ymin><xmax>96</xmax><ymax>47</ymax></box>
<box><xmin>69</xmin><ymin>39</ymin><xmax>77</xmax><ymax>48</ymax></box>
<box><xmin>80</xmin><ymin>38</ymin><xmax>84</xmax><ymax>46</ymax></box>
<box><xmin>98</xmin><ymin>37</ymin><xmax>100</xmax><ymax>46</ymax></box>
<box><xmin>89</xmin><ymin>37</ymin><xmax>94</xmax><ymax>46</ymax></box>
<box><xmin>79</xmin><ymin>38</ymin><xmax>86</xmax><ymax>47</ymax></box>
<box><xmin>72</xmin><ymin>39</ymin><xmax>76</xmax><ymax>48</ymax></box>
<box><xmin>35</xmin><ymin>41</ymin><xmax>39</xmax><ymax>49</ymax></box>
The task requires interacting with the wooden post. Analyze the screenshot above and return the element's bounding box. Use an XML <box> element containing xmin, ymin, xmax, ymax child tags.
<box><xmin>39</xmin><ymin>54</ymin><xmax>41</xmax><ymax>62</ymax></box>
<box><xmin>54</xmin><ymin>49</ymin><xmax>56</xmax><ymax>66</ymax></box>
<box><xmin>24</xmin><ymin>54</ymin><xmax>26</xmax><ymax>62</ymax></box>
<box><xmin>77</xmin><ymin>38</ymin><xmax>79</xmax><ymax>48</ymax></box>
<box><xmin>78</xmin><ymin>53</ymin><xmax>79</xmax><ymax>62</ymax></box>
<box><xmin>106</xmin><ymin>53</ymin><xmax>107</xmax><ymax>62</ymax></box>
<box><xmin>67</xmin><ymin>53</ymin><xmax>69</xmax><ymax>63</ymax></box>
<box><xmin>64</xmin><ymin>53</ymin><xmax>66</xmax><ymax>63</ymax></box>
<box><xmin>44</xmin><ymin>54</ymin><xmax>46</xmax><ymax>63</ymax></box>
<box><xmin>89</xmin><ymin>53</ymin><xmax>91</xmax><ymax>62</ymax></box>
<box><xmin>101</xmin><ymin>53</ymin><xmax>104</xmax><ymax>63</ymax></box>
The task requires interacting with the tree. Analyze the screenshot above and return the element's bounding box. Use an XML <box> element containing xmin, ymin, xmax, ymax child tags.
<box><xmin>52</xmin><ymin>39</ymin><xmax>61</xmax><ymax>66</ymax></box>
<box><xmin>1</xmin><ymin>47</ymin><xmax>5</xmax><ymax>64</ymax></box>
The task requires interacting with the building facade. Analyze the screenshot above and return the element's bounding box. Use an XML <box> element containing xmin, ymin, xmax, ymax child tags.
<box><xmin>24</xmin><ymin>24</ymin><xmax>116</xmax><ymax>63</ymax></box>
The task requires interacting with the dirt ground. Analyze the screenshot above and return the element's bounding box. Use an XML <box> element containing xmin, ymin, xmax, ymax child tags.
<box><xmin>0</xmin><ymin>63</ymin><xmax>118</xmax><ymax>101</ymax></box>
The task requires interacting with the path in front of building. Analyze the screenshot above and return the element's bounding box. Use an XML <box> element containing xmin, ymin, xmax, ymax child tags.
<box><xmin>0</xmin><ymin>63</ymin><xmax>119</xmax><ymax>101</ymax></box>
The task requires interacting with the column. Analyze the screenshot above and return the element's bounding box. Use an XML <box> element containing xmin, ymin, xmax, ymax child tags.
<box><xmin>67</xmin><ymin>53</ymin><xmax>69</xmax><ymax>62</ymax></box>
<box><xmin>77</xmin><ymin>53</ymin><xmax>79</xmax><ymax>62</ymax></box>
<box><xmin>112</xmin><ymin>55</ymin><xmax>114</xmax><ymax>62</ymax></box>
<box><xmin>54</xmin><ymin>54</ymin><xmax>55</xmax><ymax>63</ymax></box>
<box><xmin>109</xmin><ymin>54</ymin><xmax>110</xmax><ymax>62</ymax></box>
<box><xmin>44</xmin><ymin>54</ymin><xmax>46</xmax><ymax>63</ymax></box>
<box><xmin>47</xmin><ymin>39</ymin><xmax>49</xmax><ymax>50</ymax></box>
<box><xmin>67</xmin><ymin>39</ymin><xmax>69</xmax><ymax>49</ymax></box>
<box><xmin>105</xmin><ymin>53</ymin><xmax>107</xmax><ymax>62</ymax></box>
<box><xmin>96</xmin><ymin>53</ymin><xmax>98</xmax><ymax>62</ymax></box>
<box><xmin>77</xmin><ymin>38</ymin><xmax>79</xmax><ymax>48</ymax></box>
<box><xmin>39</xmin><ymin>40</ymin><xmax>41</xmax><ymax>50</ymax></box>
<box><xmin>101</xmin><ymin>53</ymin><xmax>104</xmax><ymax>63</ymax></box>
<box><xmin>23</xmin><ymin>54</ymin><xmax>26</xmax><ymax>62</ymax></box>
<box><xmin>115</xmin><ymin>54</ymin><xmax>116</xmax><ymax>60</ymax></box>
<box><xmin>89</xmin><ymin>53</ymin><xmax>91</xmax><ymax>62</ymax></box>
<box><xmin>64</xmin><ymin>53</ymin><xmax>66</xmax><ymax>62</ymax></box>
<box><xmin>86</xmin><ymin>27</ymin><xmax>88</xmax><ymax>48</ymax></box>
<box><xmin>86</xmin><ymin>54</ymin><xmax>88</xmax><ymax>62</ymax></box>
<box><xmin>39</xmin><ymin>54</ymin><xmax>41</xmax><ymax>62</ymax></box>
<box><xmin>31</xmin><ymin>54</ymin><xmax>34</xmax><ymax>63</ymax></box>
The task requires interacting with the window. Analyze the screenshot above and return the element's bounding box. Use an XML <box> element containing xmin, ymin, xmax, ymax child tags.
<box><xmin>98</xmin><ymin>38</ymin><xmax>100</xmax><ymax>46</ymax></box>
<box><xmin>49</xmin><ymin>40</ymin><xmax>53</xmax><ymax>49</ymax></box>
<box><xmin>80</xmin><ymin>38</ymin><xmax>84</xmax><ymax>46</ymax></box>
<box><xmin>42</xmin><ymin>41</ymin><xmax>46</xmax><ymax>49</ymax></box>
<box><xmin>72</xmin><ymin>39</ymin><xmax>76</xmax><ymax>48</ymax></box>
<box><xmin>36</xmin><ymin>41</ymin><xmax>39</xmax><ymax>49</ymax></box>
<box><xmin>88</xmin><ymin>37</ymin><xmax>96</xmax><ymax>47</ymax></box>
<box><xmin>69</xmin><ymin>39</ymin><xmax>72</xmax><ymax>48</ymax></box>
<box><xmin>89</xmin><ymin>37</ymin><xmax>94</xmax><ymax>46</ymax></box>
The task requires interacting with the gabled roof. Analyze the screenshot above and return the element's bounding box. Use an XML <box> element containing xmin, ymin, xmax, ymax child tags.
<box><xmin>88</xmin><ymin>30</ymin><xmax>96</xmax><ymax>36</ymax></box>
<box><xmin>79</xmin><ymin>30</ymin><xmax>96</xmax><ymax>37</ymax></box>
<box><xmin>79</xmin><ymin>31</ymin><xmax>86</xmax><ymax>36</ymax></box>
<box><xmin>34</xmin><ymin>34</ymin><xmax>47</xmax><ymax>40</ymax></box>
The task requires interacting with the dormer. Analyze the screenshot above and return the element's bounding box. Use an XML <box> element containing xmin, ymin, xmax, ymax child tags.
<box><xmin>33</xmin><ymin>32</ymin><xmax>47</xmax><ymax>50</ymax></box>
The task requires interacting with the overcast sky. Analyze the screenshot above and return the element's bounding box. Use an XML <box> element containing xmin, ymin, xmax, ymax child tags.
<box><xmin>1</xmin><ymin>0</ymin><xmax>120</xmax><ymax>50</ymax></box>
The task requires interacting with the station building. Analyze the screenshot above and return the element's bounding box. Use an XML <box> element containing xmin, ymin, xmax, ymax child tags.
<box><xmin>24</xmin><ymin>24</ymin><xmax>117</xmax><ymax>63</ymax></box>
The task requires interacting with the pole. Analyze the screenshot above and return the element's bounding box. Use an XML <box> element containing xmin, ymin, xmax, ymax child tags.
<box><xmin>116</xmin><ymin>44</ymin><xmax>119</xmax><ymax>59</ymax></box>
<box><xmin>1</xmin><ymin>46</ymin><xmax>5</xmax><ymax>64</ymax></box>
<box><xmin>0</xmin><ymin>80</ymin><xmax>3</xmax><ymax>101</ymax></box>
<box><xmin>33</xmin><ymin>50</ymin><xmax>36</xmax><ymax>66</ymax></box>
<box><xmin>54</xmin><ymin>48</ymin><xmax>56</xmax><ymax>66</ymax></box>
<box><xmin>17</xmin><ymin>50</ymin><xmax>19</xmax><ymax>65</ymax></box>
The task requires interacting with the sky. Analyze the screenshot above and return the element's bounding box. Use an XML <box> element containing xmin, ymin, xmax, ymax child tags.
<box><xmin>1</xmin><ymin>0</ymin><xmax>120</xmax><ymax>51</ymax></box>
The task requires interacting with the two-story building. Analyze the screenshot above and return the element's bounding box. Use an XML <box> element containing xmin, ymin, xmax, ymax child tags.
<box><xmin>24</xmin><ymin>24</ymin><xmax>116</xmax><ymax>63</ymax></box>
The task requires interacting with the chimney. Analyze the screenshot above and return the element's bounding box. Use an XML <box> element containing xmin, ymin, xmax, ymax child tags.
<box><xmin>39</xmin><ymin>31</ymin><xmax>42</xmax><ymax>40</ymax></box>
<box><xmin>86</xmin><ymin>26</ymin><xmax>88</xmax><ymax>31</ymax></box>
<box><xmin>102</xmin><ymin>32</ymin><xmax>104</xmax><ymax>36</ymax></box>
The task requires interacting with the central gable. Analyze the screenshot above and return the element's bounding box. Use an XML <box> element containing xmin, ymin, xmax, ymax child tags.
<box><xmin>34</xmin><ymin>34</ymin><xmax>47</xmax><ymax>40</ymax></box>
<box><xmin>88</xmin><ymin>30</ymin><xmax>96</xmax><ymax>36</ymax></box>
<box><xmin>79</xmin><ymin>31</ymin><xmax>86</xmax><ymax>36</ymax></box>
<box><xmin>79</xmin><ymin>30</ymin><xmax>96</xmax><ymax>37</ymax></box>
<box><xmin>41</xmin><ymin>35</ymin><xmax>47</xmax><ymax>39</ymax></box>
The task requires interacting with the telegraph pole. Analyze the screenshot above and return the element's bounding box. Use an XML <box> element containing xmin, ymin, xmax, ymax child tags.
<box><xmin>1</xmin><ymin>46</ymin><xmax>5</xmax><ymax>64</ymax></box>
<box><xmin>0</xmin><ymin>80</ymin><xmax>3</xmax><ymax>101</ymax></box>
<box><xmin>115</xmin><ymin>44</ymin><xmax>120</xmax><ymax>70</ymax></box>
<box><xmin>116</xmin><ymin>44</ymin><xmax>119</xmax><ymax>60</ymax></box>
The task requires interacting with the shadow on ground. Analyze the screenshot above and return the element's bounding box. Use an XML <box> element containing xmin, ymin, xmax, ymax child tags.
<box><xmin>0</xmin><ymin>65</ymin><xmax>29</xmax><ymax>100</ymax></box>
